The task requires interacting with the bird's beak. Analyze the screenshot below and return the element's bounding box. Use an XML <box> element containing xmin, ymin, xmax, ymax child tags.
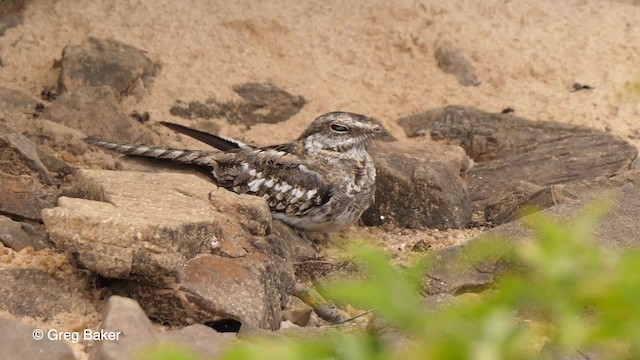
<box><xmin>372</xmin><ymin>125</ymin><xmax>393</xmax><ymax>140</ymax></box>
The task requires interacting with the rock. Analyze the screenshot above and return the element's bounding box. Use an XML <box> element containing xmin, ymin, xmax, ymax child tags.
<box><xmin>41</xmin><ymin>86</ymin><xmax>158</xmax><ymax>144</ymax></box>
<box><xmin>0</xmin><ymin>316</ymin><xmax>75</xmax><ymax>360</ymax></box>
<box><xmin>0</xmin><ymin>126</ymin><xmax>61</xmax><ymax>221</ymax></box>
<box><xmin>484</xmin><ymin>182</ymin><xmax>566</xmax><ymax>225</ymax></box>
<box><xmin>434</xmin><ymin>43</ymin><xmax>480</xmax><ymax>86</ymax></box>
<box><xmin>42</xmin><ymin>169</ymin><xmax>311</xmax><ymax>329</ymax></box>
<box><xmin>170</xmin><ymin>82</ymin><xmax>305</xmax><ymax>126</ymax></box>
<box><xmin>159</xmin><ymin>324</ymin><xmax>234</xmax><ymax>359</ymax></box>
<box><xmin>88</xmin><ymin>296</ymin><xmax>158</xmax><ymax>360</ymax></box>
<box><xmin>0</xmin><ymin>216</ymin><xmax>50</xmax><ymax>250</ymax></box>
<box><xmin>362</xmin><ymin>139</ymin><xmax>472</xmax><ymax>230</ymax></box>
<box><xmin>399</xmin><ymin>106</ymin><xmax>638</xmax><ymax>214</ymax></box>
<box><xmin>0</xmin><ymin>1</ymin><xmax>25</xmax><ymax>37</ymax></box>
<box><xmin>0</xmin><ymin>172</ymin><xmax>58</xmax><ymax>220</ymax></box>
<box><xmin>0</xmin><ymin>268</ymin><xmax>97</xmax><ymax>318</ymax></box>
<box><xmin>0</xmin><ymin>130</ymin><xmax>53</xmax><ymax>184</ymax></box>
<box><xmin>90</xmin><ymin>296</ymin><xmax>233</xmax><ymax>360</ymax></box>
<box><xmin>425</xmin><ymin>182</ymin><xmax>640</xmax><ymax>295</ymax></box>
<box><xmin>58</xmin><ymin>37</ymin><xmax>161</xmax><ymax>96</ymax></box>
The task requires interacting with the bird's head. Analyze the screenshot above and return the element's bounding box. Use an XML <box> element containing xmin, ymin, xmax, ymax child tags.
<box><xmin>299</xmin><ymin>111</ymin><xmax>390</xmax><ymax>153</ymax></box>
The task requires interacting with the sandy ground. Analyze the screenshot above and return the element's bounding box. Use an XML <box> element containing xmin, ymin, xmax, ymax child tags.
<box><xmin>1</xmin><ymin>0</ymin><xmax>640</xmax><ymax>357</ymax></box>
<box><xmin>1</xmin><ymin>0</ymin><xmax>639</xmax><ymax>147</ymax></box>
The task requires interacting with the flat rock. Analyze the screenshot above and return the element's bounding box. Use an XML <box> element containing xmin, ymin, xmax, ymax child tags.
<box><xmin>0</xmin><ymin>268</ymin><xmax>97</xmax><ymax>319</ymax></box>
<box><xmin>0</xmin><ymin>316</ymin><xmax>75</xmax><ymax>360</ymax></box>
<box><xmin>170</xmin><ymin>82</ymin><xmax>305</xmax><ymax>126</ymax></box>
<box><xmin>41</xmin><ymin>86</ymin><xmax>158</xmax><ymax>144</ymax></box>
<box><xmin>426</xmin><ymin>181</ymin><xmax>640</xmax><ymax>295</ymax></box>
<box><xmin>434</xmin><ymin>43</ymin><xmax>480</xmax><ymax>86</ymax></box>
<box><xmin>362</xmin><ymin>139</ymin><xmax>472</xmax><ymax>230</ymax></box>
<box><xmin>43</xmin><ymin>169</ymin><xmax>310</xmax><ymax>329</ymax></box>
<box><xmin>0</xmin><ymin>215</ymin><xmax>50</xmax><ymax>250</ymax></box>
<box><xmin>399</xmin><ymin>106</ymin><xmax>638</xmax><ymax>214</ymax></box>
<box><xmin>58</xmin><ymin>37</ymin><xmax>161</xmax><ymax>97</ymax></box>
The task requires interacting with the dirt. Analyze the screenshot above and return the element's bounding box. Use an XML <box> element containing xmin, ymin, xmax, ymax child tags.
<box><xmin>0</xmin><ymin>0</ymin><xmax>639</xmax><ymax>357</ymax></box>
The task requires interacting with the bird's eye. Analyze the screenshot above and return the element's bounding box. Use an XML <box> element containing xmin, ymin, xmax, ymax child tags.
<box><xmin>330</xmin><ymin>124</ymin><xmax>349</xmax><ymax>133</ymax></box>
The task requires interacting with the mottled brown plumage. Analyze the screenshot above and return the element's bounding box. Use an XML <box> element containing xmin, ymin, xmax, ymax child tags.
<box><xmin>85</xmin><ymin>111</ymin><xmax>389</xmax><ymax>232</ymax></box>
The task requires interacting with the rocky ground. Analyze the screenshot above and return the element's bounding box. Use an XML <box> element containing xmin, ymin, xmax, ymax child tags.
<box><xmin>1</xmin><ymin>1</ymin><xmax>640</xmax><ymax>359</ymax></box>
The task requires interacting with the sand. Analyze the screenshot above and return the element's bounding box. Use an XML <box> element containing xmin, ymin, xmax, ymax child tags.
<box><xmin>1</xmin><ymin>0</ymin><xmax>639</xmax><ymax>147</ymax></box>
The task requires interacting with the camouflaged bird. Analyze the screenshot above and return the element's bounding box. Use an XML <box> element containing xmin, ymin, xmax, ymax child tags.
<box><xmin>85</xmin><ymin>112</ymin><xmax>390</xmax><ymax>232</ymax></box>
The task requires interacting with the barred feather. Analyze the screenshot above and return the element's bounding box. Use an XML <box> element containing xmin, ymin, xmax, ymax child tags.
<box><xmin>84</xmin><ymin>138</ymin><xmax>217</xmax><ymax>167</ymax></box>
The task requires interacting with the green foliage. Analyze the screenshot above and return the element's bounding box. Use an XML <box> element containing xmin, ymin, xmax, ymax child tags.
<box><xmin>213</xmin><ymin>200</ymin><xmax>640</xmax><ymax>359</ymax></box>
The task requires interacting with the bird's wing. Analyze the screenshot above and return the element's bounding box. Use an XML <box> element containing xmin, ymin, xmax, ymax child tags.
<box><xmin>159</xmin><ymin>121</ymin><xmax>255</xmax><ymax>151</ymax></box>
<box><xmin>213</xmin><ymin>148</ymin><xmax>332</xmax><ymax>217</ymax></box>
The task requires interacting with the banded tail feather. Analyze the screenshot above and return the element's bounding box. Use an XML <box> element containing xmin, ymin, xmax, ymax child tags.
<box><xmin>84</xmin><ymin>137</ymin><xmax>217</xmax><ymax>167</ymax></box>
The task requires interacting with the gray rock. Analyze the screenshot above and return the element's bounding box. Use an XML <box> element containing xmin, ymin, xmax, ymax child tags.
<box><xmin>88</xmin><ymin>296</ymin><xmax>158</xmax><ymax>360</ymax></box>
<box><xmin>43</xmin><ymin>169</ymin><xmax>310</xmax><ymax>329</ymax></box>
<box><xmin>399</xmin><ymin>106</ymin><xmax>637</xmax><ymax>214</ymax></box>
<box><xmin>58</xmin><ymin>37</ymin><xmax>161</xmax><ymax>96</ymax></box>
<box><xmin>0</xmin><ymin>268</ymin><xmax>97</xmax><ymax>318</ymax></box>
<box><xmin>0</xmin><ymin>316</ymin><xmax>74</xmax><ymax>360</ymax></box>
<box><xmin>0</xmin><ymin>131</ymin><xmax>53</xmax><ymax>184</ymax></box>
<box><xmin>434</xmin><ymin>43</ymin><xmax>480</xmax><ymax>86</ymax></box>
<box><xmin>41</xmin><ymin>86</ymin><xmax>157</xmax><ymax>144</ymax></box>
<box><xmin>426</xmin><ymin>182</ymin><xmax>640</xmax><ymax>295</ymax></box>
<box><xmin>0</xmin><ymin>216</ymin><xmax>50</xmax><ymax>250</ymax></box>
<box><xmin>362</xmin><ymin>139</ymin><xmax>472</xmax><ymax>230</ymax></box>
<box><xmin>170</xmin><ymin>82</ymin><xmax>305</xmax><ymax>126</ymax></box>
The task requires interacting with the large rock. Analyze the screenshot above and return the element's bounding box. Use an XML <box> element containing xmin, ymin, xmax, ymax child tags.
<box><xmin>426</xmin><ymin>178</ymin><xmax>640</xmax><ymax>295</ymax></box>
<box><xmin>399</xmin><ymin>106</ymin><xmax>638</xmax><ymax>215</ymax></box>
<box><xmin>42</xmin><ymin>170</ymin><xmax>313</xmax><ymax>330</ymax></box>
<box><xmin>0</xmin><ymin>316</ymin><xmax>75</xmax><ymax>360</ymax></box>
<box><xmin>41</xmin><ymin>86</ymin><xmax>157</xmax><ymax>144</ymax></box>
<box><xmin>58</xmin><ymin>37</ymin><xmax>160</xmax><ymax>97</ymax></box>
<box><xmin>362</xmin><ymin>139</ymin><xmax>472</xmax><ymax>230</ymax></box>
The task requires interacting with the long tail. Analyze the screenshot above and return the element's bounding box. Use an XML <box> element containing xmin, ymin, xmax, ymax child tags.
<box><xmin>84</xmin><ymin>137</ymin><xmax>217</xmax><ymax>167</ymax></box>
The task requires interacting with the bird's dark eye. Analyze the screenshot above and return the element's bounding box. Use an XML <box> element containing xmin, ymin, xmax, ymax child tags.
<box><xmin>330</xmin><ymin>124</ymin><xmax>349</xmax><ymax>133</ymax></box>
